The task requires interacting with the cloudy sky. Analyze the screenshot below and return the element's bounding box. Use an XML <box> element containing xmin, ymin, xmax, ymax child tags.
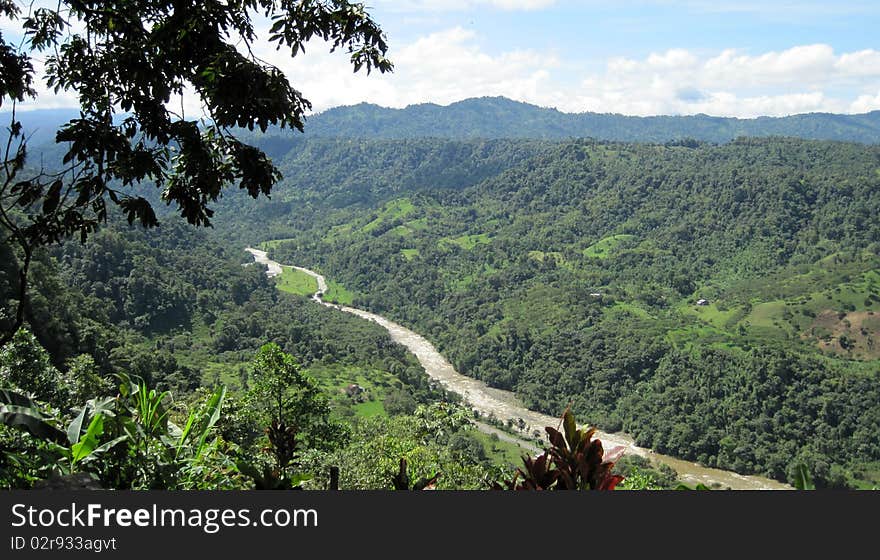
<box><xmin>3</xmin><ymin>0</ymin><xmax>880</xmax><ymax>117</ymax></box>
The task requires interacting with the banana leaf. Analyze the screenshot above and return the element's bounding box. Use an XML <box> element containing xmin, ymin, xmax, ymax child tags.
<box><xmin>0</xmin><ymin>389</ymin><xmax>66</xmax><ymax>444</ymax></box>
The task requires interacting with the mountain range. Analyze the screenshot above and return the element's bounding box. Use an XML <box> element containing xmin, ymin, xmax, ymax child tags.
<box><xmin>6</xmin><ymin>97</ymin><xmax>880</xmax><ymax>147</ymax></box>
<box><xmin>301</xmin><ymin>96</ymin><xmax>880</xmax><ymax>143</ymax></box>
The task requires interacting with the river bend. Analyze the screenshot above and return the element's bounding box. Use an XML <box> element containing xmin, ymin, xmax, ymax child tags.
<box><xmin>246</xmin><ymin>247</ymin><xmax>790</xmax><ymax>490</ymax></box>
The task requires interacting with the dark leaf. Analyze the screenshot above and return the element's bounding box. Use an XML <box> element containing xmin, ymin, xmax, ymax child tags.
<box><xmin>41</xmin><ymin>180</ymin><xmax>63</xmax><ymax>214</ymax></box>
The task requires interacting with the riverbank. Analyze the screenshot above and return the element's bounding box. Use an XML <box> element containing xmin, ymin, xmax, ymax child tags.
<box><xmin>246</xmin><ymin>247</ymin><xmax>791</xmax><ymax>490</ymax></box>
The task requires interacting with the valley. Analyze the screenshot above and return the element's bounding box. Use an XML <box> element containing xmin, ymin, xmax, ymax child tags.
<box><xmin>243</xmin><ymin>135</ymin><xmax>880</xmax><ymax>489</ymax></box>
<box><xmin>4</xmin><ymin>109</ymin><xmax>880</xmax><ymax>491</ymax></box>
<box><xmin>247</xmin><ymin>247</ymin><xmax>790</xmax><ymax>490</ymax></box>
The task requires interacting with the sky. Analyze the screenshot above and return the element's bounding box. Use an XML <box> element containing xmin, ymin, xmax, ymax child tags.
<box><xmin>2</xmin><ymin>0</ymin><xmax>880</xmax><ymax>118</ymax></box>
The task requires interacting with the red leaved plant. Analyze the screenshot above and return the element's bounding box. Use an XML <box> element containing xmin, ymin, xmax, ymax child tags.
<box><xmin>494</xmin><ymin>407</ymin><xmax>624</xmax><ymax>491</ymax></box>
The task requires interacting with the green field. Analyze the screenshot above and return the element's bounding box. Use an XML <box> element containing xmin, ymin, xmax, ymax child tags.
<box><xmin>322</xmin><ymin>280</ymin><xmax>355</xmax><ymax>305</ymax></box>
<box><xmin>362</xmin><ymin>198</ymin><xmax>416</xmax><ymax>233</ymax></box>
<box><xmin>401</xmin><ymin>248</ymin><xmax>420</xmax><ymax>261</ymax></box>
<box><xmin>471</xmin><ymin>428</ymin><xmax>534</xmax><ymax>468</ymax></box>
<box><xmin>306</xmin><ymin>364</ymin><xmax>402</xmax><ymax>419</ymax></box>
<box><xmin>198</xmin><ymin>361</ymin><xmax>244</xmax><ymax>390</ymax></box>
<box><xmin>388</xmin><ymin>218</ymin><xmax>428</xmax><ymax>238</ymax></box>
<box><xmin>324</xmin><ymin>222</ymin><xmax>354</xmax><ymax>242</ymax></box>
<box><xmin>277</xmin><ymin>266</ymin><xmax>318</xmax><ymax>296</ymax></box>
<box><xmin>439</xmin><ymin>233</ymin><xmax>491</xmax><ymax>250</ymax></box>
<box><xmin>583</xmin><ymin>234</ymin><xmax>636</xmax><ymax>259</ymax></box>
<box><xmin>671</xmin><ymin>260</ymin><xmax>880</xmax><ymax>359</ymax></box>
<box><xmin>259</xmin><ymin>238</ymin><xmax>298</xmax><ymax>250</ymax></box>
<box><xmin>608</xmin><ymin>301</ymin><xmax>653</xmax><ymax>320</ymax></box>
<box><xmin>353</xmin><ymin>400</ymin><xmax>386</xmax><ymax>418</ymax></box>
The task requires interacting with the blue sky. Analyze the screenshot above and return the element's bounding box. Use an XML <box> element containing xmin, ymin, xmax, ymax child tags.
<box><xmin>372</xmin><ymin>1</ymin><xmax>880</xmax><ymax>57</ymax></box>
<box><xmin>384</xmin><ymin>0</ymin><xmax>880</xmax><ymax>57</ymax></box>
<box><xmin>3</xmin><ymin>0</ymin><xmax>879</xmax><ymax>117</ymax></box>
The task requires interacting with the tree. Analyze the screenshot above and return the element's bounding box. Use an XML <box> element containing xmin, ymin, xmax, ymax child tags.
<box><xmin>246</xmin><ymin>343</ymin><xmax>344</xmax><ymax>474</ymax></box>
<box><xmin>0</xmin><ymin>0</ymin><xmax>392</xmax><ymax>345</ymax></box>
<box><xmin>0</xmin><ymin>329</ymin><xmax>66</xmax><ymax>407</ymax></box>
<box><xmin>383</xmin><ymin>388</ymin><xmax>417</xmax><ymax>416</ymax></box>
<box><xmin>62</xmin><ymin>354</ymin><xmax>114</xmax><ymax>406</ymax></box>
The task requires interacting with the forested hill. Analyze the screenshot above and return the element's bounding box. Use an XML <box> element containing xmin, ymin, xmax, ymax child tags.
<box><xmin>249</xmin><ymin>136</ymin><xmax>880</xmax><ymax>488</ymax></box>
<box><xmin>300</xmin><ymin>97</ymin><xmax>880</xmax><ymax>144</ymax></box>
<box><xmin>7</xmin><ymin>98</ymin><xmax>880</xmax><ymax>147</ymax></box>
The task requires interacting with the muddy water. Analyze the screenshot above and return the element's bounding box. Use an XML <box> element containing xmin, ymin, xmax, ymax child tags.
<box><xmin>246</xmin><ymin>248</ymin><xmax>791</xmax><ymax>490</ymax></box>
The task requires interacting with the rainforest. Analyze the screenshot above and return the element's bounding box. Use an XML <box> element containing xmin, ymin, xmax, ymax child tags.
<box><xmin>3</xmin><ymin>117</ymin><xmax>879</xmax><ymax>490</ymax></box>
<box><xmin>2</xmin><ymin>1</ymin><xmax>879</xmax><ymax>494</ymax></box>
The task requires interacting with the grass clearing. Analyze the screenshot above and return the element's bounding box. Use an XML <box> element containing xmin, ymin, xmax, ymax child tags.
<box><xmin>354</xmin><ymin>400</ymin><xmax>386</xmax><ymax>418</ymax></box>
<box><xmin>439</xmin><ymin>233</ymin><xmax>491</xmax><ymax>250</ymax></box>
<box><xmin>277</xmin><ymin>266</ymin><xmax>318</xmax><ymax>296</ymax></box>
<box><xmin>666</xmin><ymin>325</ymin><xmax>736</xmax><ymax>349</ymax></box>
<box><xmin>361</xmin><ymin>198</ymin><xmax>416</xmax><ymax>233</ymax></box>
<box><xmin>679</xmin><ymin>301</ymin><xmax>747</xmax><ymax>330</ymax></box>
<box><xmin>322</xmin><ymin>280</ymin><xmax>355</xmax><ymax>305</ymax></box>
<box><xmin>583</xmin><ymin>234</ymin><xmax>636</xmax><ymax>259</ymax></box>
<box><xmin>306</xmin><ymin>364</ymin><xmax>400</xmax><ymax>419</ymax></box>
<box><xmin>608</xmin><ymin>301</ymin><xmax>653</xmax><ymax>320</ymax></box>
<box><xmin>323</xmin><ymin>223</ymin><xmax>354</xmax><ymax>242</ymax></box>
<box><xmin>471</xmin><ymin>428</ymin><xmax>533</xmax><ymax>468</ymax></box>
<box><xmin>198</xmin><ymin>362</ymin><xmax>244</xmax><ymax>391</ymax></box>
<box><xmin>259</xmin><ymin>238</ymin><xmax>298</xmax><ymax>250</ymax></box>
<box><xmin>401</xmin><ymin>249</ymin><xmax>420</xmax><ymax>261</ymax></box>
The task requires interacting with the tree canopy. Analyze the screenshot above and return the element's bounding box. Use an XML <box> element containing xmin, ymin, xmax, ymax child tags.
<box><xmin>0</xmin><ymin>0</ymin><xmax>392</xmax><ymax>344</ymax></box>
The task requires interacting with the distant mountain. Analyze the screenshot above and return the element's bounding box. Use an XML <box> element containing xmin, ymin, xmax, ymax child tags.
<box><xmin>0</xmin><ymin>108</ymin><xmax>80</xmax><ymax>148</ymax></box>
<box><xmin>301</xmin><ymin>97</ymin><xmax>880</xmax><ymax>144</ymax></box>
<box><xmin>6</xmin><ymin>97</ymin><xmax>880</xmax><ymax>147</ymax></box>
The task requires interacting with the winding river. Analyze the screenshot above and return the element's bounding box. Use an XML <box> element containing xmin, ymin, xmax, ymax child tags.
<box><xmin>246</xmin><ymin>247</ymin><xmax>791</xmax><ymax>490</ymax></box>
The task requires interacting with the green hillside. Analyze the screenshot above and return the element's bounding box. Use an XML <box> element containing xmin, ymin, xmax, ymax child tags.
<box><xmin>255</xmin><ymin>136</ymin><xmax>880</xmax><ymax>488</ymax></box>
<box><xmin>280</xmin><ymin>96</ymin><xmax>880</xmax><ymax>143</ymax></box>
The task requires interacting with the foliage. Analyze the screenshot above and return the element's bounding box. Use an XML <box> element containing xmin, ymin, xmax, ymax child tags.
<box><xmin>493</xmin><ymin>409</ymin><xmax>624</xmax><ymax>490</ymax></box>
<box><xmin>303</xmin><ymin>403</ymin><xmax>502</xmax><ymax>490</ymax></box>
<box><xmin>7</xmin><ymin>108</ymin><xmax>880</xmax><ymax>491</ymax></box>
<box><xmin>613</xmin><ymin>455</ymin><xmax>679</xmax><ymax>490</ymax></box>
<box><xmin>246</xmin><ymin>343</ymin><xmax>347</xmax><ymax>454</ymax></box>
<box><xmin>0</xmin><ymin>370</ymin><xmax>245</xmax><ymax>489</ymax></box>
<box><xmin>0</xmin><ymin>0</ymin><xmax>391</xmax><ymax>345</ymax></box>
<box><xmin>0</xmin><ymin>329</ymin><xmax>67</xmax><ymax>408</ymax></box>
<box><xmin>792</xmin><ymin>464</ymin><xmax>816</xmax><ymax>491</ymax></box>
<box><xmin>383</xmin><ymin>389</ymin><xmax>418</xmax><ymax>416</ymax></box>
<box><xmin>62</xmin><ymin>354</ymin><xmax>115</xmax><ymax>407</ymax></box>
<box><xmin>254</xmin><ymin>136</ymin><xmax>880</xmax><ymax>488</ymax></box>
<box><xmin>0</xmin><ymin>388</ymin><xmax>66</xmax><ymax>444</ymax></box>
<box><xmin>391</xmin><ymin>458</ymin><xmax>439</xmax><ymax>491</ymax></box>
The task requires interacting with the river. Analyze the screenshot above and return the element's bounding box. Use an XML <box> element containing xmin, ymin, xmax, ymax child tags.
<box><xmin>246</xmin><ymin>247</ymin><xmax>791</xmax><ymax>490</ymax></box>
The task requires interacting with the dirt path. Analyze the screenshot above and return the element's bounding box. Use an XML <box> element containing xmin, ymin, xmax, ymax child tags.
<box><xmin>247</xmin><ymin>247</ymin><xmax>791</xmax><ymax>490</ymax></box>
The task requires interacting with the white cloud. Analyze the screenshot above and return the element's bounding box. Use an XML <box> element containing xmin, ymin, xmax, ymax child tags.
<box><xmin>3</xmin><ymin>55</ymin><xmax>80</xmax><ymax>112</ymax></box>
<box><xmin>850</xmin><ymin>90</ymin><xmax>880</xmax><ymax>113</ymax></box>
<box><xmin>568</xmin><ymin>44</ymin><xmax>880</xmax><ymax>117</ymax></box>
<box><xmin>836</xmin><ymin>50</ymin><xmax>880</xmax><ymax>77</ymax></box>
<box><xmin>243</xmin><ymin>37</ymin><xmax>880</xmax><ymax>118</ymax></box>
<box><xmin>7</xmin><ymin>10</ymin><xmax>880</xmax><ymax>120</ymax></box>
<box><xmin>250</xmin><ymin>26</ymin><xmax>559</xmax><ymax>112</ymax></box>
